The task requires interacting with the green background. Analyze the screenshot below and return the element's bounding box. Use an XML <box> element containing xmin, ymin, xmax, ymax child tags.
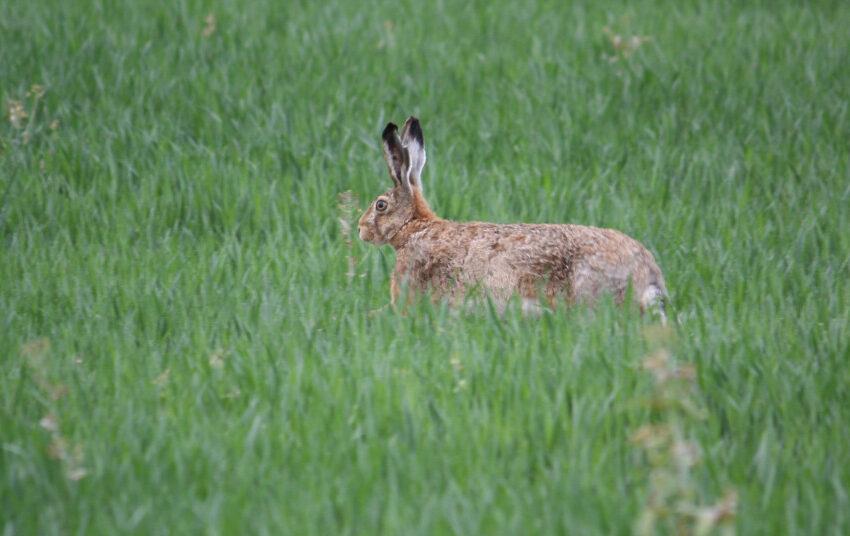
<box><xmin>2</xmin><ymin>0</ymin><xmax>848</xmax><ymax>533</ymax></box>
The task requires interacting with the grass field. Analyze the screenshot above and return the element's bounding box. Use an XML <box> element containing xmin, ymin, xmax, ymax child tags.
<box><xmin>2</xmin><ymin>0</ymin><xmax>849</xmax><ymax>533</ymax></box>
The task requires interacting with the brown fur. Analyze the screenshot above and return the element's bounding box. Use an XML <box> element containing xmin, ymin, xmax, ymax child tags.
<box><xmin>358</xmin><ymin>117</ymin><xmax>667</xmax><ymax>317</ymax></box>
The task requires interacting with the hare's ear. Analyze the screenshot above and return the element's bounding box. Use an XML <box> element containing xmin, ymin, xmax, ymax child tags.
<box><xmin>382</xmin><ymin>122</ymin><xmax>409</xmax><ymax>190</ymax></box>
<box><xmin>401</xmin><ymin>116</ymin><xmax>426</xmax><ymax>190</ymax></box>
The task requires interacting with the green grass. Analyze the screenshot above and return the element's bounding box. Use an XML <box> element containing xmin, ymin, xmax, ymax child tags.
<box><xmin>2</xmin><ymin>0</ymin><xmax>849</xmax><ymax>533</ymax></box>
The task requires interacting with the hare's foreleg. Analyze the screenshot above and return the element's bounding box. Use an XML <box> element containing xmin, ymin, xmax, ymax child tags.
<box><xmin>390</xmin><ymin>272</ymin><xmax>401</xmax><ymax>306</ymax></box>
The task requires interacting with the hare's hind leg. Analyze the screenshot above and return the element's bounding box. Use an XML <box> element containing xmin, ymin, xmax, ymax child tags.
<box><xmin>640</xmin><ymin>284</ymin><xmax>667</xmax><ymax>325</ymax></box>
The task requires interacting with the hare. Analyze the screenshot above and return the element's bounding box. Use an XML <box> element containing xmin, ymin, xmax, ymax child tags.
<box><xmin>359</xmin><ymin>116</ymin><xmax>668</xmax><ymax>322</ymax></box>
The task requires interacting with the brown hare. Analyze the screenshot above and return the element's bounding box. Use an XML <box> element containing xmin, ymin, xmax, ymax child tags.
<box><xmin>359</xmin><ymin>116</ymin><xmax>668</xmax><ymax>322</ymax></box>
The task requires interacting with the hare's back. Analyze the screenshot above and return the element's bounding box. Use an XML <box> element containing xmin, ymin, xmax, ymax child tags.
<box><xmin>460</xmin><ymin>222</ymin><xmax>665</xmax><ymax>300</ymax></box>
<box><xmin>464</xmin><ymin>222</ymin><xmax>651</xmax><ymax>263</ymax></box>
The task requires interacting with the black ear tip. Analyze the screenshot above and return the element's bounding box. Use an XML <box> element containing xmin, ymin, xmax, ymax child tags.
<box><xmin>405</xmin><ymin>116</ymin><xmax>424</xmax><ymax>144</ymax></box>
<box><xmin>382</xmin><ymin>122</ymin><xmax>399</xmax><ymax>140</ymax></box>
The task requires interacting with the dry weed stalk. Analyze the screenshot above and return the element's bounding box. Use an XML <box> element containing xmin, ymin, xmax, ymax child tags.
<box><xmin>603</xmin><ymin>26</ymin><xmax>652</xmax><ymax>63</ymax></box>
<box><xmin>7</xmin><ymin>99</ymin><xmax>27</xmax><ymax>129</ymax></box>
<box><xmin>632</xmin><ymin>327</ymin><xmax>736</xmax><ymax>536</ymax></box>
<box><xmin>377</xmin><ymin>20</ymin><xmax>396</xmax><ymax>49</ymax></box>
<box><xmin>22</xmin><ymin>339</ymin><xmax>88</xmax><ymax>481</ymax></box>
<box><xmin>202</xmin><ymin>13</ymin><xmax>216</xmax><ymax>38</ymax></box>
<box><xmin>4</xmin><ymin>84</ymin><xmax>57</xmax><ymax>149</ymax></box>
<box><xmin>337</xmin><ymin>190</ymin><xmax>358</xmax><ymax>282</ymax></box>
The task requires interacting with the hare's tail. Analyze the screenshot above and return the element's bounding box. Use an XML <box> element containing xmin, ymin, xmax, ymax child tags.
<box><xmin>641</xmin><ymin>283</ymin><xmax>668</xmax><ymax>325</ymax></box>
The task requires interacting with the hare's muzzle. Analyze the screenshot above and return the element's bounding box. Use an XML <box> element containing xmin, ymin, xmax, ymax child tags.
<box><xmin>358</xmin><ymin>224</ymin><xmax>370</xmax><ymax>242</ymax></box>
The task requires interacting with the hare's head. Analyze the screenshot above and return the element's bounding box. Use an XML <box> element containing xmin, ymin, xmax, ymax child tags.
<box><xmin>359</xmin><ymin>117</ymin><xmax>433</xmax><ymax>245</ymax></box>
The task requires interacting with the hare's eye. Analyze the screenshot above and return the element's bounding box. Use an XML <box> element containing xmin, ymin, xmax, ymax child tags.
<box><xmin>375</xmin><ymin>199</ymin><xmax>388</xmax><ymax>212</ymax></box>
